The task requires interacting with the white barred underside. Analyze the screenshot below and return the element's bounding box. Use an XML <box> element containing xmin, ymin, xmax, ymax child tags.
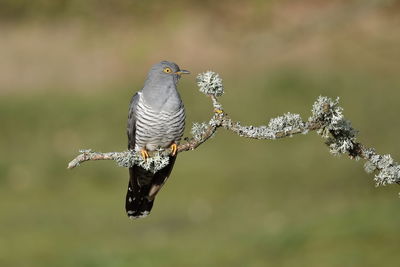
<box><xmin>135</xmin><ymin>96</ymin><xmax>185</xmax><ymax>151</ymax></box>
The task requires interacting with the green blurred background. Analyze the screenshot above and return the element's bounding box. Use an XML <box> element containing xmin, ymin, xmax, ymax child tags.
<box><xmin>1</xmin><ymin>0</ymin><xmax>399</xmax><ymax>266</ymax></box>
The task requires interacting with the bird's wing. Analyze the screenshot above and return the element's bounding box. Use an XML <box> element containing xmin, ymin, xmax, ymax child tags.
<box><xmin>127</xmin><ymin>92</ymin><xmax>139</xmax><ymax>150</ymax></box>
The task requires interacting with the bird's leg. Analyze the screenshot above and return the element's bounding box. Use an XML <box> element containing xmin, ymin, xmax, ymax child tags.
<box><xmin>170</xmin><ymin>143</ymin><xmax>178</xmax><ymax>156</ymax></box>
<box><xmin>140</xmin><ymin>148</ymin><xmax>149</xmax><ymax>160</ymax></box>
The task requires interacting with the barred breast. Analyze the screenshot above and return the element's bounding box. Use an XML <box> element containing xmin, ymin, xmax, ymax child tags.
<box><xmin>135</xmin><ymin>94</ymin><xmax>185</xmax><ymax>151</ymax></box>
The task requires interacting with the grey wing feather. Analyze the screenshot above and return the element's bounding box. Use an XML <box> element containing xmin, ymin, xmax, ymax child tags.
<box><xmin>127</xmin><ymin>92</ymin><xmax>140</xmax><ymax>150</ymax></box>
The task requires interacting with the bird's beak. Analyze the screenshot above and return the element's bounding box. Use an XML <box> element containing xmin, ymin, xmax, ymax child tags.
<box><xmin>175</xmin><ymin>70</ymin><xmax>190</xmax><ymax>75</ymax></box>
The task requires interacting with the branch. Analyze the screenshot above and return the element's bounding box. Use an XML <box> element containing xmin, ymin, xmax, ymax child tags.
<box><xmin>68</xmin><ymin>71</ymin><xmax>400</xmax><ymax>190</ymax></box>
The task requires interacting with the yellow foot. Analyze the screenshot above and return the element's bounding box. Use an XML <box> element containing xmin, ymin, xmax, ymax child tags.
<box><xmin>214</xmin><ymin>108</ymin><xmax>223</xmax><ymax>114</ymax></box>
<box><xmin>140</xmin><ymin>149</ymin><xmax>149</xmax><ymax>160</ymax></box>
<box><xmin>170</xmin><ymin>143</ymin><xmax>178</xmax><ymax>156</ymax></box>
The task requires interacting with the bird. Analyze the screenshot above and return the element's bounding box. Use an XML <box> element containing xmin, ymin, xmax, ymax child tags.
<box><xmin>126</xmin><ymin>61</ymin><xmax>189</xmax><ymax>219</ymax></box>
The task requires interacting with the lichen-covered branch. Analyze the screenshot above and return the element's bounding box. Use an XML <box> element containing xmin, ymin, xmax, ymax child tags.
<box><xmin>67</xmin><ymin>71</ymin><xmax>400</xmax><ymax>190</ymax></box>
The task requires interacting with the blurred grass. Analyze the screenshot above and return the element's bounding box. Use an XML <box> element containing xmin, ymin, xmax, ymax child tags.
<box><xmin>1</xmin><ymin>0</ymin><xmax>400</xmax><ymax>266</ymax></box>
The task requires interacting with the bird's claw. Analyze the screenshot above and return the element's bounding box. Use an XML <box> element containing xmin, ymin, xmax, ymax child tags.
<box><xmin>140</xmin><ymin>149</ymin><xmax>149</xmax><ymax>160</ymax></box>
<box><xmin>170</xmin><ymin>143</ymin><xmax>178</xmax><ymax>156</ymax></box>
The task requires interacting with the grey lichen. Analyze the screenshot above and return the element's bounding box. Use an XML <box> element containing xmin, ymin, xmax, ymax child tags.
<box><xmin>191</xmin><ymin>122</ymin><xmax>209</xmax><ymax>141</ymax></box>
<box><xmin>364</xmin><ymin>161</ymin><xmax>377</xmax><ymax>174</ymax></box>
<box><xmin>79</xmin><ymin>149</ymin><xmax>93</xmax><ymax>153</ymax></box>
<box><xmin>113</xmin><ymin>151</ymin><xmax>135</xmax><ymax>168</ymax></box>
<box><xmin>325</xmin><ymin>119</ymin><xmax>358</xmax><ymax>156</ymax></box>
<box><xmin>363</xmin><ymin>153</ymin><xmax>400</xmax><ymax>186</ymax></box>
<box><xmin>326</xmin><ymin>136</ymin><xmax>354</xmax><ymax>156</ymax></box>
<box><xmin>197</xmin><ymin>71</ymin><xmax>224</xmax><ymax>97</ymax></box>
<box><xmin>228</xmin><ymin>112</ymin><xmax>306</xmax><ymax>140</ymax></box>
<box><xmin>309</xmin><ymin>96</ymin><xmax>400</xmax><ymax>186</ymax></box>
<box><xmin>309</xmin><ymin>96</ymin><xmax>358</xmax><ymax>156</ymax></box>
<box><xmin>115</xmin><ymin>150</ymin><xmax>170</xmax><ymax>174</ymax></box>
<box><xmin>374</xmin><ymin>165</ymin><xmax>400</xmax><ymax>186</ymax></box>
<box><xmin>138</xmin><ymin>150</ymin><xmax>170</xmax><ymax>173</ymax></box>
<box><xmin>310</xmin><ymin>96</ymin><xmax>343</xmax><ymax>137</ymax></box>
<box><xmin>238</xmin><ymin>125</ymin><xmax>275</xmax><ymax>139</ymax></box>
<box><xmin>267</xmin><ymin>112</ymin><xmax>306</xmax><ymax>136</ymax></box>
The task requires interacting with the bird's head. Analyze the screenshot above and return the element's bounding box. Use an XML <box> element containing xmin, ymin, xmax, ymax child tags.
<box><xmin>147</xmin><ymin>61</ymin><xmax>190</xmax><ymax>84</ymax></box>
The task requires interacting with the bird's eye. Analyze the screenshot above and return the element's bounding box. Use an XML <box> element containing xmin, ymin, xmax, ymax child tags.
<box><xmin>163</xmin><ymin>67</ymin><xmax>172</xmax><ymax>74</ymax></box>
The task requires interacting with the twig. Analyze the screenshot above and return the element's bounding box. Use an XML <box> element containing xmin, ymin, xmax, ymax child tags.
<box><xmin>67</xmin><ymin>71</ymin><xmax>400</xmax><ymax>191</ymax></box>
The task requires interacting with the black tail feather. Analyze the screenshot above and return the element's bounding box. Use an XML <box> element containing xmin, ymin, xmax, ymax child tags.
<box><xmin>125</xmin><ymin>182</ymin><xmax>154</xmax><ymax>218</ymax></box>
<box><xmin>125</xmin><ymin>155</ymin><xmax>177</xmax><ymax>219</ymax></box>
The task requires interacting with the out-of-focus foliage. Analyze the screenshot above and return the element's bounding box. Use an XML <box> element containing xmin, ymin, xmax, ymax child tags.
<box><xmin>1</xmin><ymin>0</ymin><xmax>400</xmax><ymax>266</ymax></box>
<box><xmin>0</xmin><ymin>0</ymin><xmax>180</xmax><ymax>20</ymax></box>
<box><xmin>0</xmin><ymin>0</ymin><xmax>270</xmax><ymax>22</ymax></box>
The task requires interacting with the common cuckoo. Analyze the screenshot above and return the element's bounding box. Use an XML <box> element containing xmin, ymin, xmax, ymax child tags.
<box><xmin>126</xmin><ymin>61</ymin><xmax>189</xmax><ymax>219</ymax></box>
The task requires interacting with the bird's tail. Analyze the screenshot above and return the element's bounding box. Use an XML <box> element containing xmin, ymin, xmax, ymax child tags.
<box><xmin>125</xmin><ymin>155</ymin><xmax>177</xmax><ymax>219</ymax></box>
<box><xmin>125</xmin><ymin>168</ymin><xmax>155</xmax><ymax>219</ymax></box>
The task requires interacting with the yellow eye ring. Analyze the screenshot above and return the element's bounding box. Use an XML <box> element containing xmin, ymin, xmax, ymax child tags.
<box><xmin>163</xmin><ymin>67</ymin><xmax>172</xmax><ymax>74</ymax></box>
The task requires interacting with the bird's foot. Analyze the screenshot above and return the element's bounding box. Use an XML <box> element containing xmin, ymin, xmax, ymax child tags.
<box><xmin>140</xmin><ymin>149</ymin><xmax>149</xmax><ymax>160</ymax></box>
<box><xmin>214</xmin><ymin>108</ymin><xmax>223</xmax><ymax>114</ymax></box>
<box><xmin>170</xmin><ymin>143</ymin><xmax>178</xmax><ymax>156</ymax></box>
